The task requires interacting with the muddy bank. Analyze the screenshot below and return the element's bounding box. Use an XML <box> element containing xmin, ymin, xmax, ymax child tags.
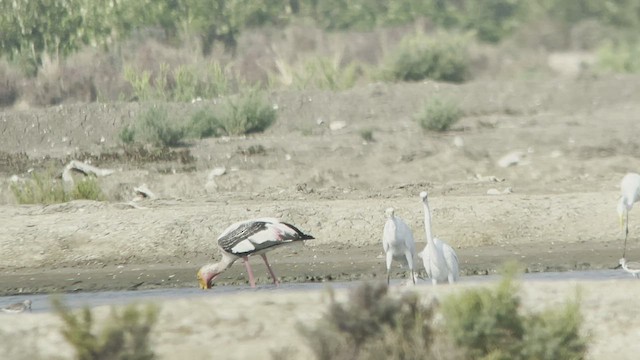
<box><xmin>0</xmin><ymin>240</ymin><xmax>630</xmax><ymax>296</ymax></box>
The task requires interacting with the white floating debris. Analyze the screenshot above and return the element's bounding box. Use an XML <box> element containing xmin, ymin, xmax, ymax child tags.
<box><xmin>474</xmin><ymin>174</ymin><xmax>505</xmax><ymax>182</ymax></box>
<box><xmin>329</xmin><ymin>121</ymin><xmax>347</xmax><ymax>131</ymax></box>
<box><xmin>62</xmin><ymin>160</ymin><xmax>115</xmax><ymax>183</ymax></box>
<box><xmin>453</xmin><ymin>136</ymin><xmax>464</xmax><ymax>148</ymax></box>
<box><xmin>100</xmin><ymin>136</ymin><xmax>105</xmax><ymax>143</ymax></box>
<box><xmin>272</xmin><ymin>104</ymin><xmax>279</xmax><ymax>110</ymax></box>
<box><xmin>316</xmin><ymin>117</ymin><xmax>324</xmax><ymax>125</ymax></box>
<box><xmin>285</xmin><ymin>154</ymin><xmax>292</xmax><ymax>161</ymax></box>
<box><xmin>550</xmin><ymin>150</ymin><xmax>563</xmax><ymax>158</ymax></box>
<box><xmin>10</xmin><ymin>175</ymin><xmax>19</xmax><ymax>182</ymax></box>
<box><xmin>497</xmin><ymin>151</ymin><xmax>525</xmax><ymax>168</ymax></box>
<box><xmin>487</xmin><ymin>187</ymin><xmax>513</xmax><ymax>195</ymax></box>
<box><xmin>133</xmin><ymin>184</ymin><xmax>156</xmax><ymax>200</ymax></box>
<box><xmin>209</xmin><ymin>167</ymin><xmax>226</xmax><ymax>178</ymax></box>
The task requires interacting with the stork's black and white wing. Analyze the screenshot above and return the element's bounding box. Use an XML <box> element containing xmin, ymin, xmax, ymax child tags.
<box><xmin>217</xmin><ymin>218</ymin><xmax>314</xmax><ymax>256</ymax></box>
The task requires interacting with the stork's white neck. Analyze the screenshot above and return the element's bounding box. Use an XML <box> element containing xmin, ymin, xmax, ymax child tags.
<box><xmin>203</xmin><ymin>251</ymin><xmax>237</xmax><ymax>274</ymax></box>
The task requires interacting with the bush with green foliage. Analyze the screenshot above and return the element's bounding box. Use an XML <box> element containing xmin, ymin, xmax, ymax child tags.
<box><xmin>52</xmin><ymin>297</ymin><xmax>159</xmax><ymax>360</ymax></box>
<box><xmin>442</xmin><ymin>266</ymin><xmax>587</xmax><ymax>360</ymax></box>
<box><xmin>124</xmin><ymin>62</ymin><xmax>231</xmax><ymax>102</ymax></box>
<box><xmin>10</xmin><ymin>171</ymin><xmax>68</xmax><ymax>204</ymax></box>
<box><xmin>383</xmin><ymin>32</ymin><xmax>470</xmax><ymax>83</ymax></box>
<box><xmin>299</xmin><ymin>282</ymin><xmax>434</xmax><ymax>360</ymax></box>
<box><xmin>136</xmin><ymin>106</ymin><xmax>186</xmax><ymax>147</ymax></box>
<box><xmin>415</xmin><ymin>98</ymin><xmax>463</xmax><ymax>132</ymax></box>
<box><xmin>71</xmin><ymin>177</ymin><xmax>106</xmax><ymax>201</ymax></box>
<box><xmin>215</xmin><ymin>88</ymin><xmax>277</xmax><ymax>136</ymax></box>
<box><xmin>595</xmin><ymin>40</ymin><xmax>640</xmax><ymax>74</ymax></box>
<box><xmin>11</xmin><ymin>172</ymin><xmax>107</xmax><ymax>204</ymax></box>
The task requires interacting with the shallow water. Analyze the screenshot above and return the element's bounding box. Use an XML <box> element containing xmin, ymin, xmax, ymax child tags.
<box><xmin>0</xmin><ymin>269</ymin><xmax>633</xmax><ymax>313</ymax></box>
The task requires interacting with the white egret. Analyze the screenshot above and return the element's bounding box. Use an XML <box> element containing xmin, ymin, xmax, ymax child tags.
<box><xmin>197</xmin><ymin>218</ymin><xmax>314</xmax><ymax>289</ymax></box>
<box><xmin>417</xmin><ymin>191</ymin><xmax>459</xmax><ymax>285</ymax></box>
<box><xmin>382</xmin><ymin>207</ymin><xmax>417</xmax><ymax>285</ymax></box>
<box><xmin>618</xmin><ymin>173</ymin><xmax>640</xmax><ymax>257</ymax></box>
<box><xmin>619</xmin><ymin>258</ymin><xmax>640</xmax><ymax>279</ymax></box>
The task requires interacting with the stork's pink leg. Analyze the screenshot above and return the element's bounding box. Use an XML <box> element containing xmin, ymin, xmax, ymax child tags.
<box><xmin>242</xmin><ymin>256</ymin><xmax>256</xmax><ymax>288</ymax></box>
<box><xmin>260</xmin><ymin>254</ymin><xmax>279</xmax><ymax>286</ymax></box>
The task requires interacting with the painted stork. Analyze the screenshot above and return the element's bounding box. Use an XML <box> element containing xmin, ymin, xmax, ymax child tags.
<box><xmin>197</xmin><ymin>218</ymin><xmax>314</xmax><ymax>289</ymax></box>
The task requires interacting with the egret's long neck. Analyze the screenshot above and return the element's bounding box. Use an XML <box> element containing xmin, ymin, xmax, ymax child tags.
<box><xmin>422</xmin><ymin>201</ymin><xmax>435</xmax><ymax>244</ymax></box>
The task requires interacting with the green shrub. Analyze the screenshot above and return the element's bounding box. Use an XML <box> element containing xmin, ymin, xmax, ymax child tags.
<box><xmin>383</xmin><ymin>32</ymin><xmax>470</xmax><ymax>83</ymax></box>
<box><xmin>360</xmin><ymin>129</ymin><xmax>374</xmax><ymax>142</ymax></box>
<box><xmin>11</xmin><ymin>172</ymin><xmax>107</xmax><ymax>204</ymax></box>
<box><xmin>119</xmin><ymin>125</ymin><xmax>136</xmax><ymax>145</ymax></box>
<box><xmin>415</xmin><ymin>98</ymin><xmax>463</xmax><ymax>132</ymax></box>
<box><xmin>216</xmin><ymin>88</ymin><xmax>277</xmax><ymax>136</ymax></box>
<box><xmin>174</xmin><ymin>62</ymin><xmax>230</xmax><ymax>101</ymax></box>
<box><xmin>138</xmin><ymin>106</ymin><xmax>186</xmax><ymax>147</ymax></box>
<box><xmin>595</xmin><ymin>40</ymin><xmax>640</xmax><ymax>74</ymax></box>
<box><xmin>71</xmin><ymin>177</ymin><xmax>106</xmax><ymax>201</ymax></box>
<box><xmin>188</xmin><ymin>108</ymin><xmax>224</xmax><ymax>139</ymax></box>
<box><xmin>298</xmin><ymin>282</ymin><xmax>434</xmax><ymax>360</ymax></box>
<box><xmin>124</xmin><ymin>62</ymin><xmax>232</xmax><ymax>102</ymax></box>
<box><xmin>52</xmin><ymin>297</ymin><xmax>159</xmax><ymax>360</ymax></box>
<box><xmin>464</xmin><ymin>0</ymin><xmax>526</xmax><ymax>43</ymax></box>
<box><xmin>10</xmin><ymin>171</ymin><xmax>68</xmax><ymax>204</ymax></box>
<box><xmin>442</xmin><ymin>266</ymin><xmax>587</xmax><ymax>360</ymax></box>
<box><xmin>521</xmin><ymin>300</ymin><xmax>586</xmax><ymax>360</ymax></box>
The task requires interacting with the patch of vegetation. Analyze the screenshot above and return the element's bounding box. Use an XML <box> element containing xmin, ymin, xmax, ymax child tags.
<box><xmin>70</xmin><ymin>177</ymin><xmax>106</xmax><ymax>201</ymax></box>
<box><xmin>52</xmin><ymin>297</ymin><xmax>159</xmax><ymax>360</ymax></box>
<box><xmin>298</xmin><ymin>282</ymin><xmax>435</xmax><ymax>360</ymax></box>
<box><xmin>595</xmin><ymin>40</ymin><xmax>640</xmax><ymax>74</ymax></box>
<box><xmin>382</xmin><ymin>32</ymin><xmax>471</xmax><ymax>83</ymax></box>
<box><xmin>216</xmin><ymin>88</ymin><xmax>277</xmax><ymax>136</ymax></box>
<box><xmin>360</xmin><ymin>128</ymin><xmax>374</xmax><ymax>142</ymax></box>
<box><xmin>415</xmin><ymin>98</ymin><xmax>463</xmax><ymax>132</ymax></box>
<box><xmin>270</xmin><ymin>55</ymin><xmax>362</xmax><ymax>91</ymax></box>
<box><xmin>11</xmin><ymin>171</ymin><xmax>108</xmax><ymax>204</ymax></box>
<box><xmin>442</xmin><ymin>264</ymin><xmax>587</xmax><ymax>360</ymax></box>
<box><xmin>118</xmin><ymin>125</ymin><xmax>136</xmax><ymax>145</ymax></box>
<box><xmin>187</xmin><ymin>89</ymin><xmax>276</xmax><ymax>138</ymax></box>
<box><xmin>124</xmin><ymin>62</ymin><xmax>232</xmax><ymax>102</ymax></box>
<box><xmin>10</xmin><ymin>171</ymin><xmax>68</xmax><ymax>204</ymax></box>
<box><xmin>187</xmin><ymin>109</ymin><xmax>224</xmax><ymax>139</ymax></box>
<box><xmin>136</xmin><ymin>106</ymin><xmax>186</xmax><ymax>148</ymax></box>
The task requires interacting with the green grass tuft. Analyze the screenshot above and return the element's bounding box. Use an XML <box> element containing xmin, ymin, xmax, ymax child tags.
<box><xmin>383</xmin><ymin>32</ymin><xmax>471</xmax><ymax>83</ymax></box>
<box><xmin>415</xmin><ymin>98</ymin><xmax>463</xmax><ymax>132</ymax></box>
<box><xmin>217</xmin><ymin>88</ymin><xmax>277</xmax><ymax>136</ymax></box>
<box><xmin>70</xmin><ymin>177</ymin><xmax>106</xmax><ymax>201</ymax></box>
<box><xmin>52</xmin><ymin>297</ymin><xmax>159</xmax><ymax>360</ymax></box>
<box><xmin>138</xmin><ymin>106</ymin><xmax>186</xmax><ymax>147</ymax></box>
<box><xmin>10</xmin><ymin>171</ymin><xmax>69</xmax><ymax>204</ymax></box>
<box><xmin>11</xmin><ymin>171</ymin><xmax>107</xmax><ymax>204</ymax></box>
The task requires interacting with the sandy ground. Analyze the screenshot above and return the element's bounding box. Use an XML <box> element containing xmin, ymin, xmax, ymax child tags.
<box><xmin>1</xmin><ymin>280</ymin><xmax>640</xmax><ymax>360</ymax></box>
<box><xmin>2</xmin><ymin>76</ymin><xmax>640</xmax><ymax>358</ymax></box>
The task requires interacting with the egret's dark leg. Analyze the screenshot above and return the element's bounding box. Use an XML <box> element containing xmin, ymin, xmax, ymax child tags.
<box><xmin>624</xmin><ymin>211</ymin><xmax>630</xmax><ymax>258</ymax></box>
